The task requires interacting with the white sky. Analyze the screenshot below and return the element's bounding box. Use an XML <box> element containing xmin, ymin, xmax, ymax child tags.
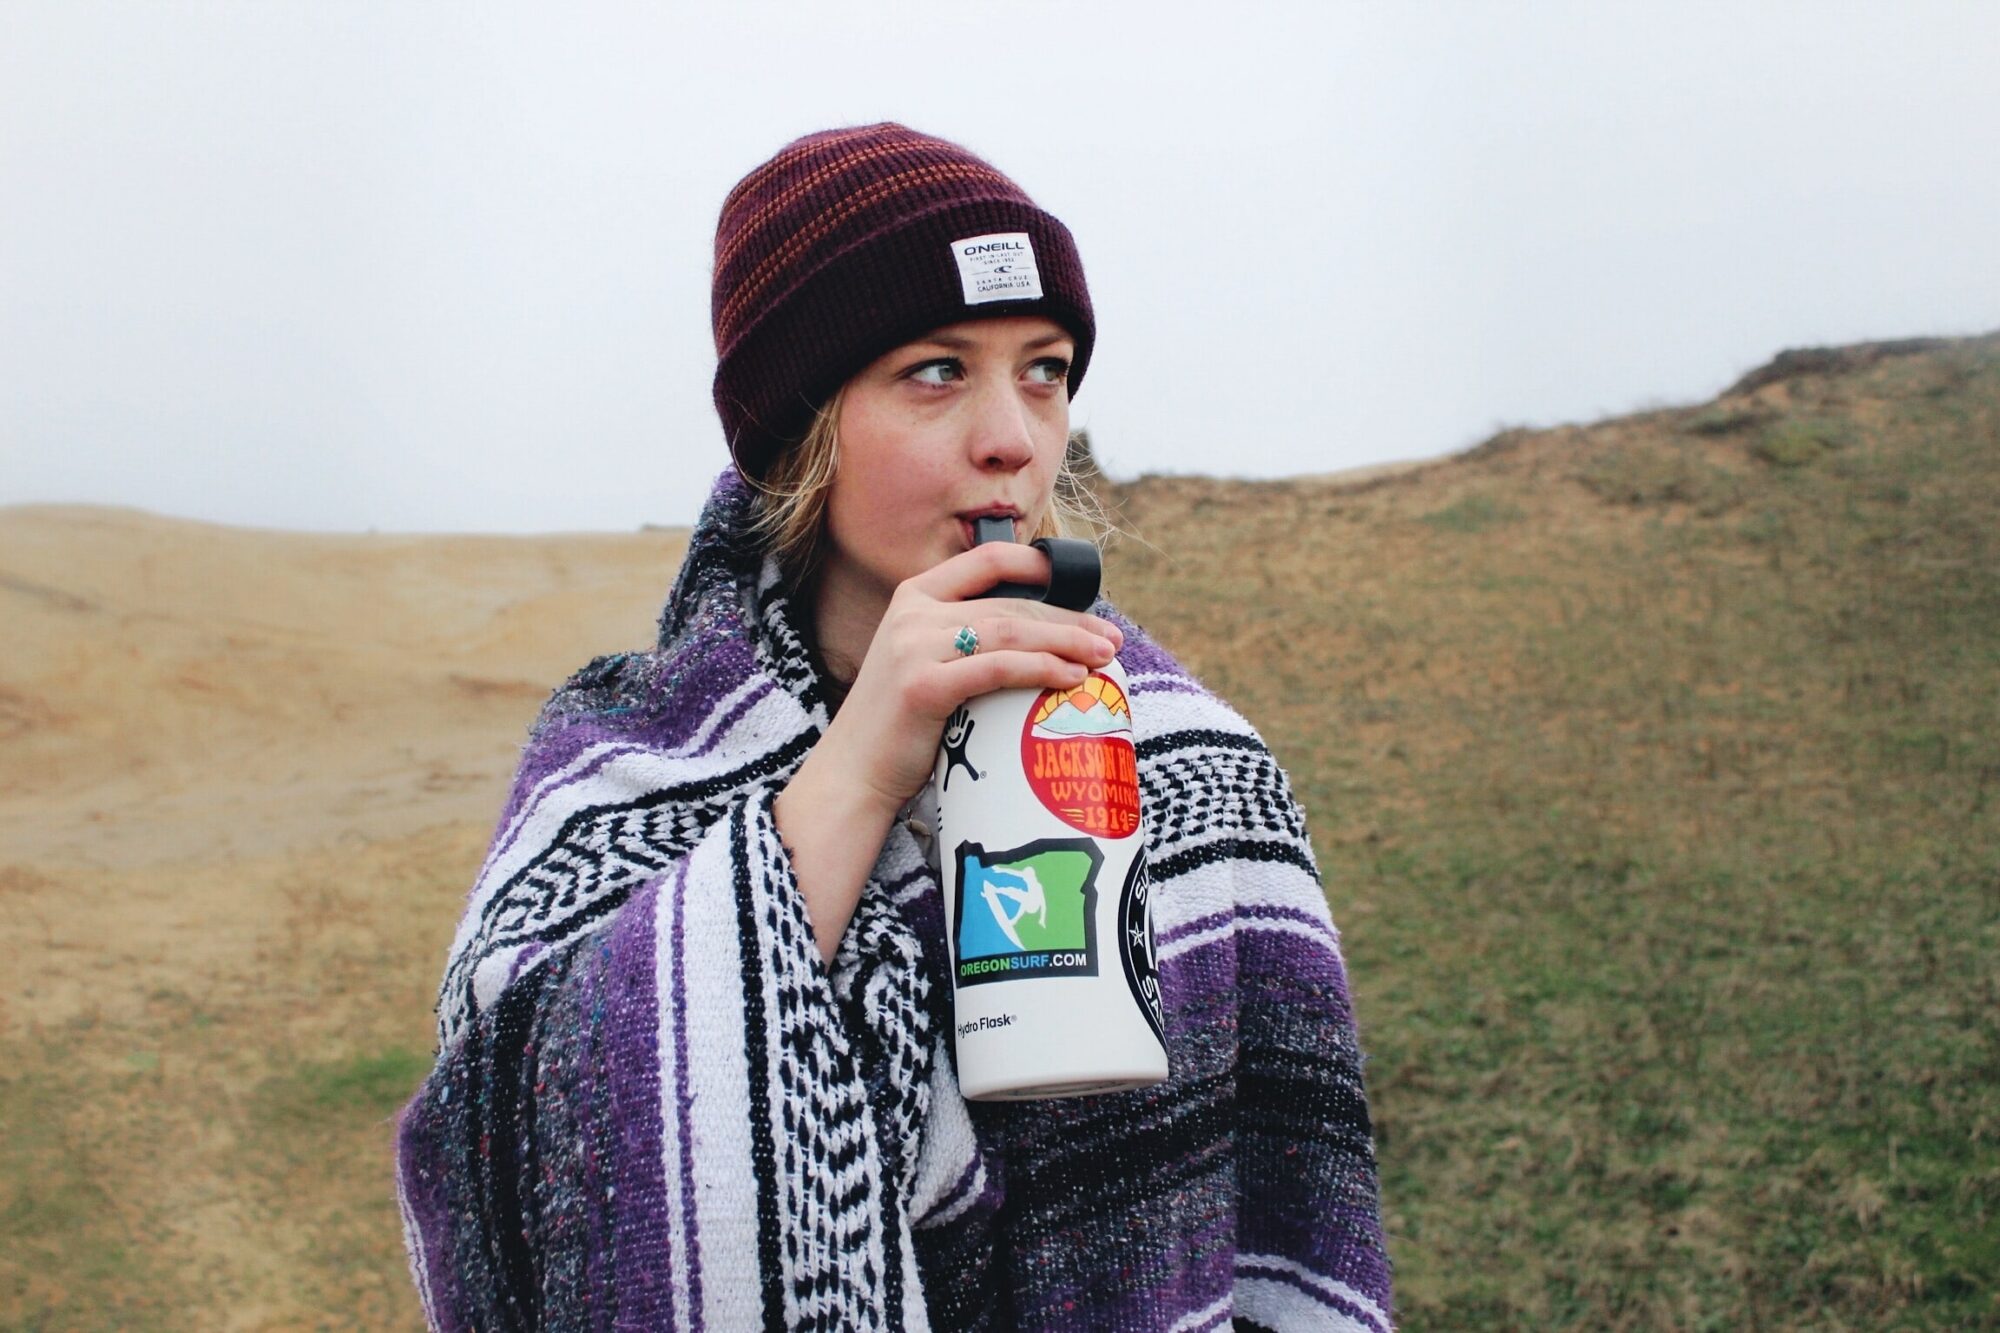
<box><xmin>4</xmin><ymin>2</ymin><xmax>1997</xmax><ymax>533</ymax></box>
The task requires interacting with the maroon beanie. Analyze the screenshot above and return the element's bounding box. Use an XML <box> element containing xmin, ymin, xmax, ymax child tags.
<box><xmin>711</xmin><ymin>123</ymin><xmax>1095</xmax><ymax>479</ymax></box>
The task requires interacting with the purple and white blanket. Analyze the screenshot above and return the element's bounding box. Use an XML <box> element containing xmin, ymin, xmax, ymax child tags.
<box><xmin>395</xmin><ymin>469</ymin><xmax>1394</xmax><ymax>1330</ymax></box>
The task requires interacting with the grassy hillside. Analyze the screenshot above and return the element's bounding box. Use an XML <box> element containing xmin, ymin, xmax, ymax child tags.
<box><xmin>2</xmin><ymin>332</ymin><xmax>1995</xmax><ymax>1329</ymax></box>
<box><xmin>1108</xmin><ymin>332</ymin><xmax>2000</xmax><ymax>1328</ymax></box>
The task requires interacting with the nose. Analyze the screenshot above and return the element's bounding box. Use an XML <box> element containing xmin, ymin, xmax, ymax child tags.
<box><xmin>966</xmin><ymin>378</ymin><xmax>1038</xmax><ymax>473</ymax></box>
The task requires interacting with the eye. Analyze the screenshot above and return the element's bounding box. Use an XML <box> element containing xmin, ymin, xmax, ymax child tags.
<box><xmin>907</xmin><ymin>358</ymin><xmax>965</xmax><ymax>386</ymax></box>
<box><xmin>1024</xmin><ymin>357</ymin><xmax>1071</xmax><ymax>385</ymax></box>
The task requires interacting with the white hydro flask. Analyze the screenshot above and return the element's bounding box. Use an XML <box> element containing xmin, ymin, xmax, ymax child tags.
<box><xmin>931</xmin><ymin>517</ymin><xmax>1169</xmax><ymax>1100</ymax></box>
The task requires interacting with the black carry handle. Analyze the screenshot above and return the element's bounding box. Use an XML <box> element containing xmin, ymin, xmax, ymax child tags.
<box><xmin>972</xmin><ymin>516</ymin><xmax>1101</xmax><ymax>611</ymax></box>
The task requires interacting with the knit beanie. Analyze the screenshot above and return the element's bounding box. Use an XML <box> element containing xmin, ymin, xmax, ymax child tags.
<box><xmin>711</xmin><ymin>123</ymin><xmax>1095</xmax><ymax>479</ymax></box>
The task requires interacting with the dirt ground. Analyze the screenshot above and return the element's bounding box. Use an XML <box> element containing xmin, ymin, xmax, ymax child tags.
<box><xmin>1</xmin><ymin>506</ymin><xmax>687</xmax><ymax>1328</ymax></box>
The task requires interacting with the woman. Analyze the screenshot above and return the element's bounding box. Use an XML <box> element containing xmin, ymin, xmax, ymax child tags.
<box><xmin>397</xmin><ymin>123</ymin><xmax>1392</xmax><ymax>1332</ymax></box>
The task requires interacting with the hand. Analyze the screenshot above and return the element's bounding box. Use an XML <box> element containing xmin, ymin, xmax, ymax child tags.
<box><xmin>775</xmin><ymin>541</ymin><xmax>1121</xmax><ymax>962</ymax></box>
<box><xmin>828</xmin><ymin>540</ymin><xmax>1125</xmax><ymax>811</ymax></box>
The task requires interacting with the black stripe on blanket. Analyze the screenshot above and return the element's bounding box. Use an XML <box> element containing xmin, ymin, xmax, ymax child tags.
<box><xmin>729</xmin><ymin>799</ymin><xmax>787</xmax><ymax>1330</ymax></box>
<box><xmin>476</xmin><ymin>963</ymin><xmax>554</xmax><ymax>1330</ymax></box>
<box><xmin>1149</xmin><ymin>836</ymin><xmax>1318</xmax><ymax>884</ymax></box>
<box><xmin>1241</xmin><ymin>1051</ymin><xmax>1377</xmax><ymax>1161</ymax></box>
<box><xmin>1134</xmin><ymin>727</ymin><xmax>1269</xmax><ymax>760</ymax></box>
<box><xmin>989</xmin><ymin>1067</ymin><xmax>1235</xmax><ymax>1232</ymax></box>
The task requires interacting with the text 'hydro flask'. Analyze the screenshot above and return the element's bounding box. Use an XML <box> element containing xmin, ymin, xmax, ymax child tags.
<box><xmin>932</xmin><ymin>517</ymin><xmax>1169</xmax><ymax>1100</ymax></box>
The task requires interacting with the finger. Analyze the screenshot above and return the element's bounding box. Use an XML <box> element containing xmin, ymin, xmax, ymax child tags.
<box><xmin>909</xmin><ymin>541</ymin><xmax>1055</xmax><ymax>603</ymax></box>
<box><xmin>954</xmin><ymin>617</ymin><xmax>1117</xmax><ymax>667</ymax></box>
<box><xmin>952</xmin><ymin>597</ymin><xmax>1124</xmax><ymax>648</ymax></box>
<box><xmin>921</xmin><ymin>651</ymin><xmax>1090</xmax><ymax>710</ymax></box>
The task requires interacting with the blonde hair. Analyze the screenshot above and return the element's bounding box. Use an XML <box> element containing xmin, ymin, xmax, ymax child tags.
<box><xmin>744</xmin><ymin>387</ymin><xmax>1110</xmax><ymax>593</ymax></box>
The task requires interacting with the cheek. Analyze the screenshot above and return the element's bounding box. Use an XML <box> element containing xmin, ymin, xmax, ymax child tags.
<box><xmin>826</xmin><ymin>453</ymin><xmax>935</xmax><ymax>568</ymax></box>
<box><xmin>824</xmin><ymin>480</ymin><xmax>877</xmax><ymax>561</ymax></box>
<box><xmin>1028</xmin><ymin>433</ymin><xmax>1067</xmax><ymax>518</ymax></box>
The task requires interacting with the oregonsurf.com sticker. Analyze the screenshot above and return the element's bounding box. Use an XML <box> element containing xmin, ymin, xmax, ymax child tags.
<box><xmin>1020</xmin><ymin>671</ymin><xmax>1140</xmax><ymax>839</ymax></box>
<box><xmin>951</xmin><ymin>838</ymin><xmax>1102</xmax><ymax>987</ymax></box>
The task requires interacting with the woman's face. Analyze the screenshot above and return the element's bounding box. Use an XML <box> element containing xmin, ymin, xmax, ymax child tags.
<box><xmin>820</xmin><ymin>314</ymin><xmax>1074</xmax><ymax>606</ymax></box>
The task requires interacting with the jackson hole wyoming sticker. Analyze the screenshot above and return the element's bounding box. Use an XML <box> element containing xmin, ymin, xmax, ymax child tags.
<box><xmin>951</xmin><ymin>838</ymin><xmax>1103</xmax><ymax>987</ymax></box>
<box><xmin>1020</xmin><ymin>671</ymin><xmax>1141</xmax><ymax>839</ymax></box>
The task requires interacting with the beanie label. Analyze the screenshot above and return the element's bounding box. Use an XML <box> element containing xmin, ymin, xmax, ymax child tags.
<box><xmin>951</xmin><ymin>232</ymin><xmax>1044</xmax><ymax>306</ymax></box>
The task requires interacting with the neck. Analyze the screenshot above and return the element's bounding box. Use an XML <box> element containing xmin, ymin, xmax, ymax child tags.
<box><xmin>808</xmin><ymin>559</ymin><xmax>891</xmax><ymax>688</ymax></box>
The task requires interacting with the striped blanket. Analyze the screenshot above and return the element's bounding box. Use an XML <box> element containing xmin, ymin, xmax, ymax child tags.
<box><xmin>395</xmin><ymin>469</ymin><xmax>1394</xmax><ymax>1330</ymax></box>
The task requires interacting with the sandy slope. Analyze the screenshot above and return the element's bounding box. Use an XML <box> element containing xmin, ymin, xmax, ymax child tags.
<box><xmin>0</xmin><ymin>505</ymin><xmax>691</xmax><ymax>1324</ymax></box>
<box><xmin>0</xmin><ymin>505</ymin><xmax>688</xmax><ymax>868</ymax></box>
<box><xmin>0</xmin><ymin>448</ymin><xmax>1440</xmax><ymax>874</ymax></box>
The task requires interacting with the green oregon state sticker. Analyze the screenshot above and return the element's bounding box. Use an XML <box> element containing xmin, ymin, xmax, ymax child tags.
<box><xmin>951</xmin><ymin>838</ymin><xmax>1103</xmax><ymax>987</ymax></box>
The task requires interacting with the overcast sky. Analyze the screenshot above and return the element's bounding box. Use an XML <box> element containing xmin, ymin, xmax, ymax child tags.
<box><xmin>4</xmin><ymin>2</ymin><xmax>1996</xmax><ymax>533</ymax></box>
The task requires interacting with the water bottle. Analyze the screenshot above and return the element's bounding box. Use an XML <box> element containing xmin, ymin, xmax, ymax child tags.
<box><xmin>930</xmin><ymin>518</ymin><xmax>1169</xmax><ymax>1100</ymax></box>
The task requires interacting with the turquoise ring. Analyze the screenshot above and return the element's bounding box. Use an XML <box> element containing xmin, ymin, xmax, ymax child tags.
<box><xmin>953</xmin><ymin>626</ymin><xmax>980</xmax><ymax>657</ymax></box>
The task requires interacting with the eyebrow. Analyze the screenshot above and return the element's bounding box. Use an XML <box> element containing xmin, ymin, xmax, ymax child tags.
<box><xmin>913</xmin><ymin>331</ymin><xmax>1073</xmax><ymax>353</ymax></box>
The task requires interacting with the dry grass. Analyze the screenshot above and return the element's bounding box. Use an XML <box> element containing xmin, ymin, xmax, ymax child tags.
<box><xmin>3</xmin><ymin>332</ymin><xmax>1997</xmax><ymax>1328</ymax></box>
<box><xmin>1109</xmin><ymin>333</ymin><xmax>2000</xmax><ymax>1328</ymax></box>
<box><xmin>2</xmin><ymin>832</ymin><xmax>477</xmax><ymax>1330</ymax></box>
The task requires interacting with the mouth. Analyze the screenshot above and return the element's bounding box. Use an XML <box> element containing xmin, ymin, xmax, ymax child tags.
<box><xmin>957</xmin><ymin>506</ymin><xmax>1023</xmax><ymax>548</ymax></box>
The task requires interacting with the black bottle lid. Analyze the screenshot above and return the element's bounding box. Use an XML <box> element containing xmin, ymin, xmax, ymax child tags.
<box><xmin>972</xmin><ymin>516</ymin><xmax>1100</xmax><ymax>612</ymax></box>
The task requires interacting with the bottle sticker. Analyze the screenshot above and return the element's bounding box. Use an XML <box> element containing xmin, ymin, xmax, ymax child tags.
<box><xmin>951</xmin><ymin>231</ymin><xmax>1043</xmax><ymax>305</ymax></box>
<box><xmin>1119</xmin><ymin>853</ymin><xmax>1166</xmax><ymax>1047</ymax></box>
<box><xmin>1020</xmin><ymin>671</ymin><xmax>1141</xmax><ymax>838</ymax></box>
<box><xmin>951</xmin><ymin>837</ymin><xmax>1103</xmax><ymax>986</ymax></box>
<box><xmin>940</xmin><ymin>705</ymin><xmax>982</xmax><ymax>791</ymax></box>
